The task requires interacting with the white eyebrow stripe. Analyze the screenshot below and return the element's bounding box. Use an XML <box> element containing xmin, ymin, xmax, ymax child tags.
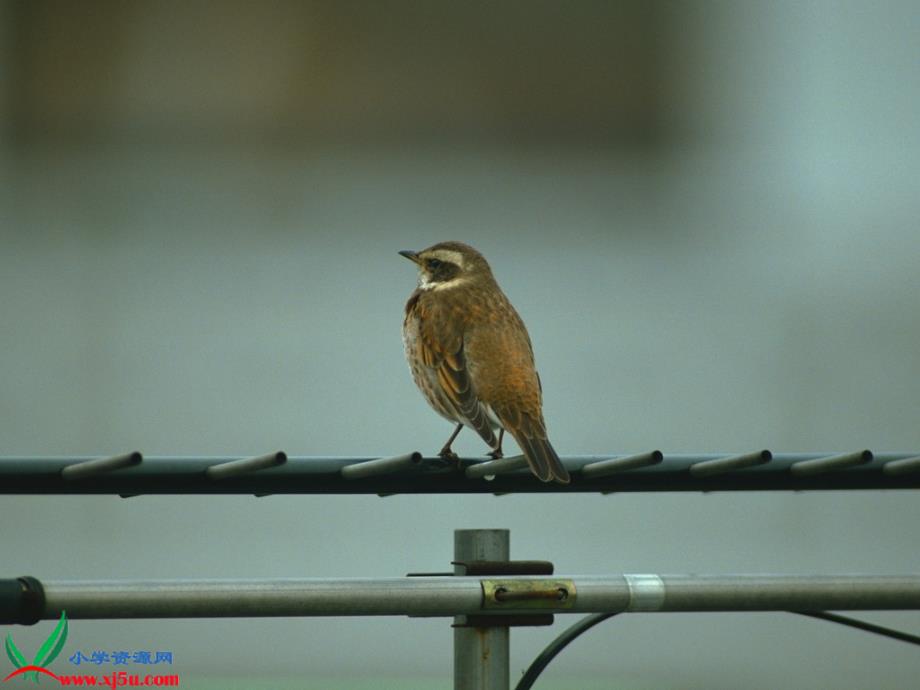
<box><xmin>425</xmin><ymin>249</ymin><xmax>465</xmax><ymax>268</ymax></box>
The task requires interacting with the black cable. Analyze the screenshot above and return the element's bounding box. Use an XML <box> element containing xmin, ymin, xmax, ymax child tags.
<box><xmin>516</xmin><ymin>610</ymin><xmax>920</xmax><ymax>690</ymax></box>
<box><xmin>515</xmin><ymin>612</ymin><xmax>618</xmax><ymax>690</ymax></box>
<box><xmin>793</xmin><ymin>610</ymin><xmax>920</xmax><ymax>647</ymax></box>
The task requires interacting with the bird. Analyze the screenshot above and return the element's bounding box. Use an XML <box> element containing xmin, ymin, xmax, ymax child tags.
<box><xmin>399</xmin><ymin>241</ymin><xmax>570</xmax><ymax>484</ymax></box>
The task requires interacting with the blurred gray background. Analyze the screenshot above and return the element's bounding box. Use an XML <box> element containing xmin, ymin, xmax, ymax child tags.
<box><xmin>1</xmin><ymin>1</ymin><xmax>919</xmax><ymax>688</ymax></box>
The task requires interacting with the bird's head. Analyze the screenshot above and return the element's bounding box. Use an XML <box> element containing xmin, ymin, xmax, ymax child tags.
<box><xmin>398</xmin><ymin>241</ymin><xmax>493</xmax><ymax>291</ymax></box>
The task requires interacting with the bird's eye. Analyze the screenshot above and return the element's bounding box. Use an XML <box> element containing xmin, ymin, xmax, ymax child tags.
<box><xmin>427</xmin><ymin>258</ymin><xmax>443</xmax><ymax>270</ymax></box>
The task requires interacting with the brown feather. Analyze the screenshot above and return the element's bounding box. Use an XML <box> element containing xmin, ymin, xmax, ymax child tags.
<box><xmin>494</xmin><ymin>408</ymin><xmax>570</xmax><ymax>484</ymax></box>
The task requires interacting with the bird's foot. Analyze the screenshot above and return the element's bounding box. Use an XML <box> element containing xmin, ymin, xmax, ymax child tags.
<box><xmin>437</xmin><ymin>424</ymin><xmax>464</xmax><ymax>466</ymax></box>
<box><xmin>488</xmin><ymin>428</ymin><xmax>506</xmax><ymax>460</ymax></box>
<box><xmin>438</xmin><ymin>448</ymin><xmax>462</xmax><ymax>472</ymax></box>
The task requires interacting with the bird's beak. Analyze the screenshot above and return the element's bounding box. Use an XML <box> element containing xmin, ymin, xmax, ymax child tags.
<box><xmin>398</xmin><ymin>249</ymin><xmax>421</xmax><ymax>264</ymax></box>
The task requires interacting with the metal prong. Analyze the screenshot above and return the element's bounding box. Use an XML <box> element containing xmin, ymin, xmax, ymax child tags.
<box><xmin>62</xmin><ymin>452</ymin><xmax>142</xmax><ymax>481</ymax></box>
<box><xmin>465</xmin><ymin>455</ymin><xmax>528</xmax><ymax>479</ymax></box>
<box><xmin>580</xmin><ymin>451</ymin><xmax>663</xmax><ymax>479</ymax></box>
<box><xmin>882</xmin><ymin>456</ymin><xmax>920</xmax><ymax>476</ymax></box>
<box><xmin>690</xmin><ymin>450</ymin><xmax>772</xmax><ymax>477</ymax></box>
<box><xmin>205</xmin><ymin>452</ymin><xmax>287</xmax><ymax>481</ymax></box>
<box><xmin>341</xmin><ymin>453</ymin><xmax>422</xmax><ymax>480</ymax></box>
<box><xmin>790</xmin><ymin>450</ymin><xmax>873</xmax><ymax>476</ymax></box>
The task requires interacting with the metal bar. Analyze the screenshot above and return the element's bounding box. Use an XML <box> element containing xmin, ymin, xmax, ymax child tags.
<box><xmin>617</xmin><ymin>574</ymin><xmax>920</xmax><ymax>612</ymax></box>
<box><xmin>580</xmin><ymin>451</ymin><xmax>663</xmax><ymax>478</ymax></box>
<box><xmin>790</xmin><ymin>450</ymin><xmax>873</xmax><ymax>476</ymax></box>
<box><xmin>341</xmin><ymin>452</ymin><xmax>423</xmax><ymax>480</ymax></box>
<box><xmin>2</xmin><ymin>452</ymin><xmax>919</xmax><ymax>494</ymax></box>
<box><xmin>61</xmin><ymin>452</ymin><xmax>142</xmax><ymax>481</ymax></box>
<box><xmin>26</xmin><ymin>574</ymin><xmax>920</xmax><ymax>621</ymax></box>
<box><xmin>205</xmin><ymin>452</ymin><xmax>287</xmax><ymax>481</ymax></box>
<box><xmin>883</xmin><ymin>456</ymin><xmax>920</xmax><ymax>476</ymax></box>
<box><xmin>465</xmin><ymin>456</ymin><xmax>529</xmax><ymax>479</ymax></box>
<box><xmin>454</xmin><ymin>530</ymin><xmax>510</xmax><ymax>690</ymax></box>
<box><xmin>41</xmin><ymin>577</ymin><xmax>482</xmax><ymax>619</ymax></box>
<box><xmin>689</xmin><ymin>450</ymin><xmax>771</xmax><ymax>477</ymax></box>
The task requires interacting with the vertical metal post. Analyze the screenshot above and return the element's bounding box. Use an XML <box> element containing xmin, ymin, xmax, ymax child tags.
<box><xmin>453</xmin><ymin>529</ymin><xmax>510</xmax><ymax>690</ymax></box>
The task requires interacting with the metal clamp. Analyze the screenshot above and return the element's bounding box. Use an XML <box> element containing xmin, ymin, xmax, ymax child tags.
<box><xmin>482</xmin><ymin>579</ymin><xmax>576</xmax><ymax>610</ymax></box>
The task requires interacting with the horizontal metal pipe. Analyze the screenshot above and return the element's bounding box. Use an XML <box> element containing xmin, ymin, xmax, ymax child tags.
<box><xmin>580</xmin><ymin>451</ymin><xmax>663</xmax><ymax>478</ymax></box>
<box><xmin>35</xmin><ymin>574</ymin><xmax>920</xmax><ymax>620</ymax></box>
<box><xmin>3</xmin><ymin>452</ymin><xmax>919</xmax><ymax>494</ymax></box>
<box><xmin>61</xmin><ymin>452</ymin><xmax>142</xmax><ymax>481</ymax></box>
<box><xmin>205</xmin><ymin>451</ymin><xmax>287</xmax><ymax>480</ymax></box>
<box><xmin>790</xmin><ymin>450</ymin><xmax>873</xmax><ymax>476</ymax></box>
<box><xmin>341</xmin><ymin>452</ymin><xmax>423</xmax><ymax>480</ymax></box>
<box><xmin>689</xmin><ymin>450</ymin><xmax>771</xmax><ymax>477</ymax></box>
<box><xmin>883</xmin><ymin>456</ymin><xmax>920</xmax><ymax>476</ymax></box>
<box><xmin>42</xmin><ymin>578</ymin><xmax>482</xmax><ymax>619</ymax></box>
<box><xmin>465</xmin><ymin>455</ymin><xmax>529</xmax><ymax>479</ymax></box>
<box><xmin>631</xmin><ymin>575</ymin><xmax>920</xmax><ymax>612</ymax></box>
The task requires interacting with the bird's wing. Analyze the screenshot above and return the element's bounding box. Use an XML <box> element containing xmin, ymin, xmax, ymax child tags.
<box><xmin>418</xmin><ymin>319</ymin><xmax>498</xmax><ymax>449</ymax></box>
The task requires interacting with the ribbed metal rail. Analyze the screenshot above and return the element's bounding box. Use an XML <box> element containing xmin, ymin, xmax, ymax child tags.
<box><xmin>1</xmin><ymin>450</ymin><xmax>918</xmax><ymax>494</ymax></box>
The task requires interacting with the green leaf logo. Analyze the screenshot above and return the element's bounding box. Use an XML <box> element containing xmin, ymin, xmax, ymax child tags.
<box><xmin>4</xmin><ymin>611</ymin><xmax>68</xmax><ymax>683</ymax></box>
<box><xmin>4</xmin><ymin>635</ymin><xmax>27</xmax><ymax>671</ymax></box>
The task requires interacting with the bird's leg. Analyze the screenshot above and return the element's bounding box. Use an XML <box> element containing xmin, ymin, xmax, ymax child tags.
<box><xmin>439</xmin><ymin>423</ymin><xmax>464</xmax><ymax>461</ymax></box>
<box><xmin>488</xmin><ymin>428</ymin><xmax>505</xmax><ymax>460</ymax></box>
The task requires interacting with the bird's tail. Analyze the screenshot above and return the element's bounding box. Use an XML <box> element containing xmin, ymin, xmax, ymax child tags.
<box><xmin>513</xmin><ymin>432</ymin><xmax>571</xmax><ymax>484</ymax></box>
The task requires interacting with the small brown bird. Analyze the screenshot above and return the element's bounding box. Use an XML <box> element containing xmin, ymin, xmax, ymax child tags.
<box><xmin>400</xmin><ymin>241</ymin><xmax>570</xmax><ymax>484</ymax></box>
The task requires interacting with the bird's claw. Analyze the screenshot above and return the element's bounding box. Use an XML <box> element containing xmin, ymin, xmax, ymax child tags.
<box><xmin>438</xmin><ymin>449</ymin><xmax>462</xmax><ymax>472</ymax></box>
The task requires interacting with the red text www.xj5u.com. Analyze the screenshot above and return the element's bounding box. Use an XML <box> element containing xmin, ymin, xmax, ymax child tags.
<box><xmin>3</xmin><ymin>666</ymin><xmax>179</xmax><ymax>687</ymax></box>
<box><xmin>59</xmin><ymin>671</ymin><xmax>179</xmax><ymax>687</ymax></box>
